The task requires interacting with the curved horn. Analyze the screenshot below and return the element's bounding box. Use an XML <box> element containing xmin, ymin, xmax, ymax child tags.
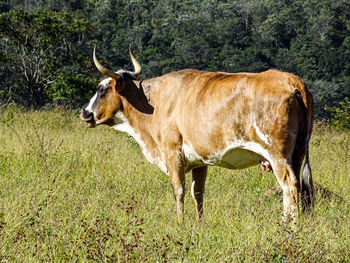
<box><xmin>129</xmin><ymin>45</ymin><xmax>142</xmax><ymax>77</ymax></box>
<box><xmin>93</xmin><ymin>47</ymin><xmax>120</xmax><ymax>80</ymax></box>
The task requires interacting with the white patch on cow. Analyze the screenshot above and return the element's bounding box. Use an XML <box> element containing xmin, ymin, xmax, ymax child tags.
<box><xmin>252</xmin><ymin>115</ymin><xmax>270</xmax><ymax>145</ymax></box>
<box><xmin>113</xmin><ymin>112</ymin><xmax>168</xmax><ymax>175</ymax></box>
<box><xmin>183</xmin><ymin>139</ymin><xmax>272</xmax><ymax>171</ymax></box>
<box><xmin>182</xmin><ymin>143</ymin><xmax>204</xmax><ymax>163</ymax></box>
<box><xmin>100</xmin><ymin>77</ymin><xmax>112</xmax><ymax>87</ymax></box>
<box><xmin>177</xmin><ymin>187</ymin><xmax>184</xmax><ymax>197</ymax></box>
<box><xmin>85</xmin><ymin>93</ymin><xmax>97</xmax><ymax>116</ymax></box>
<box><xmin>116</xmin><ymin>70</ymin><xmax>135</xmax><ymax>79</ymax></box>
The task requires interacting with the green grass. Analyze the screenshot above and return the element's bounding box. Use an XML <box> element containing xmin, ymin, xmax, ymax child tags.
<box><xmin>0</xmin><ymin>107</ymin><xmax>349</xmax><ymax>262</ymax></box>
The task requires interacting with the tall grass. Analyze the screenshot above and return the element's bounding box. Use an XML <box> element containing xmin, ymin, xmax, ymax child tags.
<box><xmin>0</xmin><ymin>107</ymin><xmax>349</xmax><ymax>262</ymax></box>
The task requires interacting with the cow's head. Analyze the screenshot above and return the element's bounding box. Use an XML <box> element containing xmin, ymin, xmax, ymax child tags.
<box><xmin>80</xmin><ymin>46</ymin><xmax>142</xmax><ymax>128</ymax></box>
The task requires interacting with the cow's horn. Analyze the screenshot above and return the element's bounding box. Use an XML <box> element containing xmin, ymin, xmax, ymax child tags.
<box><xmin>129</xmin><ymin>45</ymin><xmax>142</xmax><ymax>77</ymax></box>
<box><xmin>93</xmin><ymin>47</ymin><xmax>120</xmax><ymax>80</ymax></box>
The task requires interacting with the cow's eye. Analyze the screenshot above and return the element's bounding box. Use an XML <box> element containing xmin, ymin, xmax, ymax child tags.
<box><xmin>98</xmin><ymin>86</ymin><xmax>105</xmax><ymax>94</ymax></box>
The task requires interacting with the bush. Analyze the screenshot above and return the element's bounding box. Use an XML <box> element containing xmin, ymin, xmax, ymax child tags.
<box><xmin>47</xmin><ymin>71</ymin><xmax>98</xmax><ymax>108</ymax></box>
<box><xmin>325</xmin><ymin>97</ymin><xmax>350</xmax><ymax>130</ymax></box>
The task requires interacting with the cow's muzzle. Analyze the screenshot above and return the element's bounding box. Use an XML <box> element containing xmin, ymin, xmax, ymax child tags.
<box><xmin>80</xmin><ymin>108</ymin><xmax>96</xmax><ymax>128</ymax></box>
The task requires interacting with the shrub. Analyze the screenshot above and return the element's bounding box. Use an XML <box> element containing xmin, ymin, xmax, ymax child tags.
<box><xmin>325</xmin><ymin>97</ymin><xmax>350</xmax><ymax>130</ymax></box>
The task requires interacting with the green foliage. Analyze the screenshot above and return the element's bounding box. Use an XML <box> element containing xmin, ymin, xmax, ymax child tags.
<box><xmin>307</xmin><ymin>79</ymin><xmax>345</xmax><ymax>118</ymax></box>
<box><xmin>0</xmin><ymin>10</ymin><xmax>95</xmax><ymax>108</ymax></box>
<box><xmin>0</xmin><ymin>0</ymin><xmax>349</xmax><ymax>118</ymax></box>
<box><xmin>48</xmin><ymin>71</ymin><xmax>99</xmax><ymax>107</ymax></box>
<box><xmin>325</xmin><ymin>97</ymin><xmax>350</xmax><ymax>130</ymax></box>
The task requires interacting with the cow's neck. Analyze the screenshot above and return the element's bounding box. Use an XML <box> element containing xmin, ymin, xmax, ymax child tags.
<box><xmin>113</xmin><ymin>80</ymin><xmax>167</xmax><ymax>174</ymax></box>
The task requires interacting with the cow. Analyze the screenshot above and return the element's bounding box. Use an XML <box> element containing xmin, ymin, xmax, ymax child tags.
<box><xmin>80</xmin><ymin>46</ymin><xmax>315</xmax><ymax>224</ymax></box>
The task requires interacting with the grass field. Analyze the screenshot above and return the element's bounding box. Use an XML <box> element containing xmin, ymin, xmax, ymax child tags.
<box><xmin>0</xmin><ymin>107</ymin><xmax>349</xmax><ymax>262</ymax></box>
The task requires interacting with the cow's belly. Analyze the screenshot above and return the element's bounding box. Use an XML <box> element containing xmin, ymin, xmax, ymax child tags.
<box><xmin>213</xmin><ymin>148</ymin><xmax>263</xmax><ymax>169</ymax></box>
<box><xmin>183</xmin><ymin>141</ymin><xmax>269</xmax><ymax>171</ymax></box>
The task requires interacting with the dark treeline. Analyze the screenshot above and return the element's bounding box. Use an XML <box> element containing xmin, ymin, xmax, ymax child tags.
<box><xmin>0</xmin><ymin>0</ymin><xmax>349</xmax><ymax>118</ymax></box>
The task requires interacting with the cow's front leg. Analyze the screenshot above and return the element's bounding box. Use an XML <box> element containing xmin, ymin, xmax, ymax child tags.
<box><xmin>165</xmin><ymin>152</ymin><xmax>186</xmax><ymax>223</ymax></box>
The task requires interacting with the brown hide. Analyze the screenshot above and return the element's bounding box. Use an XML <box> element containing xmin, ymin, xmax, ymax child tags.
<box><xmin>81</xmin><ymin>54</ymin><xmax>314</xmax><ymax>224</ymax></box>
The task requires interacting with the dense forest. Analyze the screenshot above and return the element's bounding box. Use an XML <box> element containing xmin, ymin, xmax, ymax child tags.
<box><xmin>0</xmin><ymin>0</ymin><xmax>349</xmax><ymax>119</ymax></box>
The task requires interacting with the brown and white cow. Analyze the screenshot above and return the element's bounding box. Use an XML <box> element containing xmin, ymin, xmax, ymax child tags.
<box><xmin>80</xmin><ymin>46</ymin><xmax>315</xmax><ymax>223</ymax></box>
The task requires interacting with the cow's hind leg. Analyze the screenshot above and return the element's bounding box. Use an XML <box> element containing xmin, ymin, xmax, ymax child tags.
<box><xmin>191</xmin><ymin>166</ymin><xmax>207</xmax><ymax>222</ymax></box>
<box><xmin>273</xmin><ymin>160</ymin><xmax>300</xmax><ymax>223</ymax></box>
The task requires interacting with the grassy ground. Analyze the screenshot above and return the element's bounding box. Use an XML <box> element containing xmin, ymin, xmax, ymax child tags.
<box><xmin>0</xmin><ymin>107</ymin><xmax>349</xmax><ymax>262</ymax></box>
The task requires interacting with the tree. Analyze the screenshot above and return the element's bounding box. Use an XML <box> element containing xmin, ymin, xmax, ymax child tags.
<box><xmin>0</xmin><ymin>10</ymin><xmax>95</xmax><ymax>108</ymax></box>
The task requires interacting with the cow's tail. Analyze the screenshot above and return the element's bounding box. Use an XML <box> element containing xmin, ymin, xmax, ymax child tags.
<box><xmin>301</xmin><ymin>136</ymin><xmax>314</xmax><ymax>213</ymax></box>
<box><xmin>300</xmin><ymin>88</ymin><xmax>315</xmax><ymax>213</ymax></box>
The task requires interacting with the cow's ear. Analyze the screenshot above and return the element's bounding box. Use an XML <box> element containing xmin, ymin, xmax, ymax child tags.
<box><xmin>112</xmin><ymin>77</ymin><xmax>125</xmax><ymax>93</ymax></box>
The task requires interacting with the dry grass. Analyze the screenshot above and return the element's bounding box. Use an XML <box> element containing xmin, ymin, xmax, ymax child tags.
<box><xmin>0</xmin><ymin>107</ymin><xmax>349</xmax><ymax>262</ymax></box>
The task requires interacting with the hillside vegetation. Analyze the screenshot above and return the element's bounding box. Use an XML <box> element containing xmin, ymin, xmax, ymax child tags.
<box><xmin>0</xmin><ymin>109</ymin><xmax>349</xmax><ymax>261</ymax></box>
<box><xmin>0</xmin><ymin>0</ymin><xmax>349</xmax><ymax>118</ymax></box>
